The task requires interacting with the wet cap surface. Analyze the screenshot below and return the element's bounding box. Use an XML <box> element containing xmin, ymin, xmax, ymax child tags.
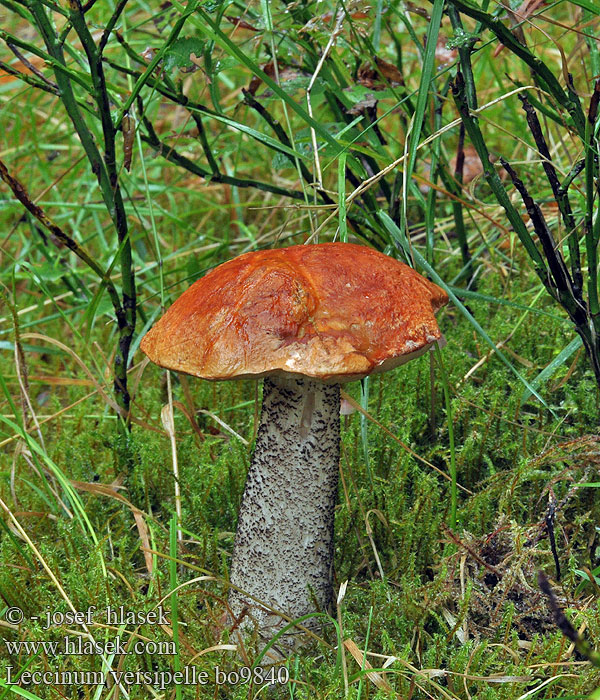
<box><xmin>140</xmin><ymin>242</ymin><xmax>449</xmax><ymax>382</ymax></box>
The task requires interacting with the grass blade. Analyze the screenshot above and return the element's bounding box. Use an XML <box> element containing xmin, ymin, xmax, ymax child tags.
<box><xmin>378</xmin><ymin>211</ymin><xmax>550</xmax><ymax>408</ymax></box>
<box><xmin>521</xmin><ymin>336</ymin><xmax>582</xmax><ymax>403</ymax></box>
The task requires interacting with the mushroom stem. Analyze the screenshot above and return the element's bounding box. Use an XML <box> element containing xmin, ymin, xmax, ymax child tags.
<box><xmin>229</xmin><ymin>374</ymin><xmax>340</xmax><ymax>641</ymax></box>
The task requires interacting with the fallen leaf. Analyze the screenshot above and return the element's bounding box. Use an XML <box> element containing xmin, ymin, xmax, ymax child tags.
<box><xmin>451</xmin><ymin>144</ymin><xmax>484</xmax><ymax>185</ymax></box>
<box><xmin>225</xmin><ymin>16</ymin><xmax>260</xmax><ymax>32</ymax></box>
<box><xmin>493</xmin><ymin>0</ymin><xmax>548</xmax><ymax>57</ymax></box>
<box><xmin>248</xmin><ymin>61</ymin><xmax>307</xmax><ymax>95</ymax></box>
<box><xmin>357</xmin><ymin>57</ymin><xmax>404</xmax><ymax>89</ymax></box>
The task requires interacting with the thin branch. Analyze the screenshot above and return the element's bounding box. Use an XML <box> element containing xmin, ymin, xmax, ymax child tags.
<box><xmin>114</xmin><ymin>0</ymin><xmax>200</xmax><ymax>129</ymax></box>
<box><xmin>451</xmin><ymin>70</ymin><xmax>548</xmax><ymax>278</ymax></box>
<box><xmin>0</xmin><ymin>157</ymin><xmax>123</xmax><ymax>319</ymax></box>
<box><xmin>6</xmin><ymin>41</ymin><xmax>59</xmax><ymax>90</ymax></box>
<box><xmin>98</xmin><ymin>0</ymin><xmax>129</xmax><ymax>55</ymax></box>
<box><xmin>441</xmin><ymin>524</ymin><xmax>502</xmax><ymax>577</ymax></box>
<box><xmin>28</xmin><ymin>0</ymin><xmax>136</xmax><ymax>421</ymax></box>
<box><xmin>0</xmin><ymin>27</ymin><xmax>90</xmax><ymax>91</ymax></box>
<box><xmin>0</xmin><ymin>60</ymin><xmax>58</xmax><ymax>94</ymax></box>
<box><xmin>68</xmin><ymin>1</ymin><xmax>137</xmax><ymax>419</ymax></box>
<box><xmin>584</xmin><ymin>80</ymin><xmax>600</xmax><ymax>333</ymax></box>
<box><xmin>80</xmin><ymin>0</ymin><xmax>100</xmax><ymax>12</ymax></box>
<box><xmin>518</xmin><ymin>93</ymin><xmax>583</xmax><ymax>295</ymax></box>
<box><xmin>538</xmin><ymin>571</ymin><xmax>600</xmax><ymax>667</ymax></box>
<box><xmin>559</xmin><ymin>158</ymin><xmax>585</xmax><ymax>193</ymax></box>
<box><xmin>139</xmin><ymin>117</ymin><xmax>308</xmax><ymax>201</ymax></box>
<box><xmin>447</xmin><ymin>2</ymin><xmax>478</xmax><ymax>110</ymax></box>
<box><xmin>500</xmin><ymin>157</ymin><xmax>600</xmax><ymax>383</ymax></box>
<box><xmin>451</xmin><ymin>122</ymin><xmax>474</xmax><ymax>276</ymax></box>
<box><xmin>242</xmin><ymin>88</ymin><xmax>332</xmax><ymax>202</ymax></box>
<box><xmin>441</xmin><ymin>0</ymin><xmax>586</xmax><ymax>136</ymax></box>
<box><xmin>156</xmin><ymin>77</ymin><xmax>222</xmax><ymax>178</ymax></box>
<box><xmin>499</xmin><ymin>157</ymin><xmax>581</xmax><ymax>314</ymax></box>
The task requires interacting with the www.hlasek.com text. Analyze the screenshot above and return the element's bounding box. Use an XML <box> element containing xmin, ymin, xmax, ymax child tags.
<box><xmin>5</xmin><ymin>635</ymin><xmax>174</xmax><ymax>657</ymax></box>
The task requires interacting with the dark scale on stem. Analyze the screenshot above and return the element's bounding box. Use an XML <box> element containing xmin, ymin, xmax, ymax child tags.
<box><xmin>229</xmin><ymin>375</ymin><xmax>340</xmax><ymax>645</ymax></box>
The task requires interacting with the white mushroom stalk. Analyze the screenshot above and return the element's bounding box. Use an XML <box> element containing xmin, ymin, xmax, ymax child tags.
<box><xmin>229</xmin><ymin>376</ymin><xmax>340</xmax><ymax>639</ymax></box>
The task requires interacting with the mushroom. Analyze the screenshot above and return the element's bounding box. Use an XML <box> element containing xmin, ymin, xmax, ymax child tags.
<box><xmin>140</xmin><ymin>242</ymin><xmax>448</xmax><ymax>644</ymax></box>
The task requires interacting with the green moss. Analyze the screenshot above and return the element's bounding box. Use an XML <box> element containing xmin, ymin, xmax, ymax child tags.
<box><xmin>1</xmin><ymin>2</ymin><xmax>599</xmax><ymax>696</ymax></box>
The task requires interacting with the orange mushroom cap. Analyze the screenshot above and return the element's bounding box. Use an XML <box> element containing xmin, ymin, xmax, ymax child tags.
<box><xmin>140</xmin><ymin>242</ymin><xmax>448</xmax><ymax>383</ymax></box>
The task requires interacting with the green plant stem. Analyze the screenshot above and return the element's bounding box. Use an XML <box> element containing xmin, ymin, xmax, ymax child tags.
<box><xmin>584</xmin><ymin>81</ymin><xmax>600</xmax><ymax>335</ymax></box>
<box><xmin>446</xmin><ymin>2</ymin><xmax>478</xmax><ymax>110</ymax></box>
<box><xmin>451</xmin><ymin>71</ymin><xmax>548</xmax><ymax>278</ymax></box>
<box><xmin>169</xmin><ymin>515</ymin><xmax>183</xmax><ymax>700</ymax></box>
<box><xmin>447</xmin><ymin>124</ymin><xmax>475</xmax><ymax>281</ymax></box>
<box><xmin>98</xmin><ymin>0</ymin><xmax>128</xmax><ymax>54</ymax></box>
<box><xmin>68</xmin><ymin>4</ymin><xmax>136</xmax><ymax>378</ymax></box>
<box><xmin>442</xmin><ymin>0</ymin><xmax>586</xmax><ymax>137</ymax></box>
<box><xmin>444</xmin><ymin>3</ymin><xmax>479</xmax><ymax>282</ymax></box>
<box><xmin>28</xmin><ymin>0</ymin><xmax>135</xmax><ymax>425</ymax></box>
<box><xmin>5</xmin><ymin>40</ymin><xmax>59</xmax><ymax>90</ymax></box>
<box><xmin>0</xmin><ymin>26</ymin><xmax>90</xmax><ymax>91</ymax></box>
<box><xmin>113</xmin><ymin>0</ymin><xmax>200</xmax><ymax>126</ymax></box>
<box><xmin>105</xmin><ymin>54</ymin><xmax>311</xmax><ymax>169</ymax></box>
<box><xmin>518</xmin><ymin>94</ymin><xmax>583</xmax><ymax>295</ymax></box>
<box><xmin>560</xmin><ymin>158</ymin><xmax>586</xmax><ymax>192</ymax></box>
<box><xmin>70</xmin><ymin>1</ymin><xmax>136</xmax><ymax>426</ymax></box>
<box><xmin>0</xmin><ymin>160</ymin><xmax>130</xmax><ymax>415</ymax></box>
<box><xmin>0</xmin><ymin>59</ymin><xmax>58</xmax><ymax>94</ymax></box>
<box><xmin>538</xmin><ymin>571</ymin><xmax>600</xmax><ymax>668</ymax></box>
<box><xmin>500</xmin><ymin>159</ymin><xmax>586</xmax><ymax>322</ymax></box>
<box><xmin>242</xmin><ymin>89</ymin><xmax>317</xmax><ymax>188</ymax></box>
<box><xmin>500</xmin><ymin>158</ymin><xmax>600</xmax><ymax>387</ymax></box>
<box><xmin>0</xmin><ymin>0</ymin><xmax>35</xmax><ymax>22</ymax></box>
<box><xmin>241</xmin><ymin>88</ymin><xmax>355</xmax><ymax>221</ymax></box>
<box><xmin>109</xmin><ymin>32</ymin><xmax>383</xmax><ymax>241</ymax></box>
<box><xmin>138</xmin><ymin>114</ymin><xmax>308</xmax><ymax>201</ymax></box>
<box><xmin>583</xmin><ymin>9</ymin><xmax>600</xmax><ymax>79</ymax></box>
<box><xmin>402</xmin><ymin>0</ymin><xmax>444</xmax><ymax>236</ymax></box>
<box><xmin>423</xmin><ymin>84</ymin><xmax>446</xmax><ymax>267</ymax></box>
